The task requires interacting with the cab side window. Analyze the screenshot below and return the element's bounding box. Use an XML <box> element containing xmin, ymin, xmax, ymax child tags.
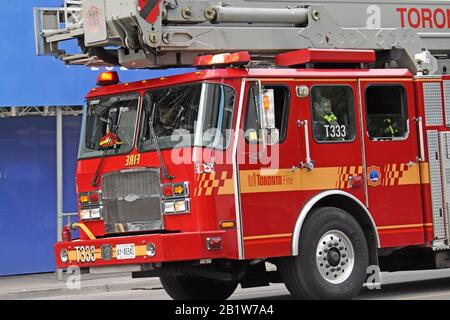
<box><xmin>311</xmin><ymin>86</ymin><xmax>356</xmax><ymax>143</ymax></box>
<box><xmin>244</xmin><ymin>85</ymin><xmax>290</xmax><ymax>143</ymax></box>
<box><xmin>365</xmin><ymin>85</ymin><xmax>408</xmax><ymax>140</ymax></box>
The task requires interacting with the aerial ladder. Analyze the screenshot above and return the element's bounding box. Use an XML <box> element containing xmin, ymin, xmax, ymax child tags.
<box><xmin>34</xmin><ymin>0</ymin><xmax>450</xmax><ymax>75</ymax></box>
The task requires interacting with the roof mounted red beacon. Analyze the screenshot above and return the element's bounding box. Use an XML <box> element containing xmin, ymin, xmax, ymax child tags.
<box><xmin>96</xmin><ymin>71</ymin><xmax>120</xmax><ymax>86</ymax></box>
<box><xmin>194</xmin><ymin>51</ymin><xmax>251</xmax><ymax>67</ymax></box>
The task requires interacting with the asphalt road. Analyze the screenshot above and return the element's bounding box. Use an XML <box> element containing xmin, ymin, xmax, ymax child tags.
<box><xmin>34</xmin><ymin>268</ymin><xmax>450</xmax><ymax>300</ymax></box>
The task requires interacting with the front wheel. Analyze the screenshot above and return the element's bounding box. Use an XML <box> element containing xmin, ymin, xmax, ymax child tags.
<box><xmin>279</xmin><ymin>207</ymin><xmax>369</xmax><ymax>300</ymax></box>
<box><xmin>160</xmin><ymin>275</ymin><xmax>238</xmax><ymax>300</ymax></box>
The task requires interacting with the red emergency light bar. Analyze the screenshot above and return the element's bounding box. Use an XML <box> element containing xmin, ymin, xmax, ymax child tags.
<box><xmin>275</xmin><ymin>49</ymin><xmax>376</xmax><ymax>67</ymax></box>
<box><xmin>194</xmin><ymin>51</ymin><xmax>251</xmax><ymax>67</ymax></box>
<box><xmin>97</xmin><ymin>71</ymin><xmax>120</xmax><ymax>86</ymax></box>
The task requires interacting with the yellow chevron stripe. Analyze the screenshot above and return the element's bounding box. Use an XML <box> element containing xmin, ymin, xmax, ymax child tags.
<box><xmin>197</xmin><ymin>162</ymin><xmax>429</xmax><ymax>196</ymax></box>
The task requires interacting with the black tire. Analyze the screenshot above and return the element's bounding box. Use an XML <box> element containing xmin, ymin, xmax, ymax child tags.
<box><xmin>279</xmin><ymin>207</ymin><xmax>369</xmax><ymax>300</ymax></box>
<box><xmin>160</xmin><ymin>275</ymin><xmax>238</xmax><ymax>300</ymax></box>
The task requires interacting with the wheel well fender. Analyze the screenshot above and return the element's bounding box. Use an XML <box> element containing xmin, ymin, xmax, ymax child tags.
<box><xmin>292</xmin><ymin>190</ymin><xmax>380</xmax><ymax>266</ymax></box>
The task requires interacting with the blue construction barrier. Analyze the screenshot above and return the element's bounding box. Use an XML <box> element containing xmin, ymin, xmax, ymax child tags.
<box><xmin>0</xmin><ymin>1</ymin><xmax>194</xmax><ymax>275</ymax></box>
<box><xmin>0</xmin><ymin>116</ymin><xmax>81</xmax><ymax>275</ymax></box>
<box><xmin>0</xmin><ymin>0</ymin><xmax>192</xmax><ymax>107</ymax></box>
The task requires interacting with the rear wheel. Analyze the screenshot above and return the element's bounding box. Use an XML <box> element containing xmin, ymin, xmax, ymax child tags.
<box><xmin>160</xmin><ymin>275</ymin><xmax>238</xmax><ymax>300</ymax></box>
<box><xmin>279</xmin><ymin>207</ymin><xmax>369</xmax><ymax>299</ymax></box>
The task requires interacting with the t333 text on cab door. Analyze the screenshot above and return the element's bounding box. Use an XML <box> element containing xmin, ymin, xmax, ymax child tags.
<box><xmin>34</xmin><ymin>0</ymin><xmax>450</xmax><ymax>299</ymax></box>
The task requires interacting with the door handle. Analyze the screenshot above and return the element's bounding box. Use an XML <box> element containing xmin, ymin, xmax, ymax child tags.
<box><xmin>415</xmin><ymin>117</ymin><xmax>425</xmax><ymax>162</ymax></box>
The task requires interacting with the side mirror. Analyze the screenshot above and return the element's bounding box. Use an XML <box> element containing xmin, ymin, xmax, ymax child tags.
<box><xmin>99</xmin><ymin>132</ymin><xmax>123</xmax><ymax>149</ymax></box>
<box><xmin>259</xmin><ymin>89</ymin><xmax>275</xmax><ymax>130</ymax></box>
<box><xmin>257</xmin><ymin>88</ymin><xmax>279</xmax><ymax>145</ymax></box>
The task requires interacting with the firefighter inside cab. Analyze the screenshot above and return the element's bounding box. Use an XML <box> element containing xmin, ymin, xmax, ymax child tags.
<box><xmin>312</xmin><ymin>87</ymin><xmax>354</xmax><ymax>142</ymax></box>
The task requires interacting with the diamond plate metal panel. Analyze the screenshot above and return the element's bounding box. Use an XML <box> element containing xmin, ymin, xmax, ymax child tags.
<box><xmin>424</xmin><ymin>82</ymin><xmax>443</xmax><ymax>127</ymax></box>
<box><xmin>428</xmin><ymin>130</ymin><xmax>447</xmax><ymax>241</ymax></box>
<box><xmin>440</xmin><ymin>132</ymin><xmax>450</xmax><ymax>243</ymax></box>
<box><xmin>444</xmin><ymin>81</ymin><xmax>450</xmax><ymax>127</ymax></box>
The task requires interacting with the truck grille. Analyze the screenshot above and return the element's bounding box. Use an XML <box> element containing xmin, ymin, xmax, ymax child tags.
<box><xmin>101</xmin><ymin>168</ymin><xmax>162</xmax><ymax>233</ymax></box>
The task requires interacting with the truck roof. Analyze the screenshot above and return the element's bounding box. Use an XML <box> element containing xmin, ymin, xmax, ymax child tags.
<box><xmin>87</xmin><ymin>67</ymin><xmax>413</xmax><ymax>98</ymax></box>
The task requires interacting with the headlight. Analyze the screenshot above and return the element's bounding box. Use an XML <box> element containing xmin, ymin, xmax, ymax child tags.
<box><xmin>146</xmin><ymin>243</ymin><xmax>156</xmax><ymax>257</ymax></box>
<box><xmin>162</xmin><ymin>182</ymin><xmax>189</xmax><ymax>214</ymax></box>
<box><xmin>80</xmin><ymin>208</ymin><xmax>102</xmax><ymax>220</ymax></box>
<box><xmin>164</xmin><ymin>202</ymin><xmax>175</xmax><ymax>214</ymax></box>
<box><xmin>174</xmin><ymin>200</ymin><xmax>187</xmax><ymax>212</ymax></box>
<box><xmin>80</xmin><ymin>209</ymin><xmax>91</xmax><ymax>220</ymax></box>
<box><xmin>60</xmin><ymin>248</ymin><xmax>69</xmax><ymax>263</ymax></box>
<box><xmin>90</xmin><ymin>208</ymin><xmax>101</xmax><ymax>219</ymax></box>
<box><xmin>163</xmin><ymin>200</ymin><xmax>189</xmax><ymax>214</ymax></box>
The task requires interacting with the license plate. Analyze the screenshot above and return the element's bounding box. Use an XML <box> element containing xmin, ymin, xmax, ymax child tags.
<box><xmin>116</xmin><ymin>244</ymin><xmax>136</xmax><ymax>260</ymax></box>
<box><xmin>74</xmin><ymin>246</ymin><xmax>96</xmax><ymax>263</ymax></box>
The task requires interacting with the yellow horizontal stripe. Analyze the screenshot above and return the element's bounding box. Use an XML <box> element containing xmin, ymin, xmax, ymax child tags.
<box><xmin>135</xmin><ymin>245</ymin><xmax>147</xmax><ymax>256</ymax></box>
<box><xmin>244</xmin><ymin>233</ymin><xmax>292</xmax><ymax>241</ymax></box>
<box><xmin>420</xmin><ymin>162</ymin><xmax>430</xmax><ymax>184</ymax></box>
<box><xmin>398</xmin><ymin>163</ymin><xmax>421</xmax><ymax>186</ymax></box>
<box><xmin>377</xmin><ymin>223</ymin><xmax>433</xmax><ymax>231</ymax></box>
<box><xmin>237</xmin><ymin>163</ymin><xmax>427</xmax><ymax>195</ymax></box>
<box><xmin>67</xmin><ymin>245</ymin><xmax>146</xmax><ymax>262</ymax></box>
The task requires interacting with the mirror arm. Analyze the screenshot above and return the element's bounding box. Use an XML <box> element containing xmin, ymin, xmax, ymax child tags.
<box><xmin>257</xmin><ymin>80</ymin><xmax>268</xmax><ymax>151</ymax></box>
<box><xmin>297</xmin><ymin>119</ymin><xmax>314</xmax><ymax>171</ymax></box>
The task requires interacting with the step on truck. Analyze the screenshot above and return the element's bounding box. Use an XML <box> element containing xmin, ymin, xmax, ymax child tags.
<box><xmin>34</xmin><ymin>0</ymin><xmax>450</xmax><ymax>299</ymax></box>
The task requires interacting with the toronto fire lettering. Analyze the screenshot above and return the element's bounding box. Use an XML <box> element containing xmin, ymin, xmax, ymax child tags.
<box><xmin>248</xmin><ymin>173</ymin><xmax>294</xmax><ymax>187</ymax></box>
<box><xmin>396</xmin><ymin>7</ymin><xmax>450</xmax><ymax>29</ymax></box>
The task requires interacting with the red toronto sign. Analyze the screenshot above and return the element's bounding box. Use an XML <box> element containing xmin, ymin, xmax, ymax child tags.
<box><xmin>396</xmin><ymin>7</ymin><xmax>450</xmax><ymax>29</ymax></box>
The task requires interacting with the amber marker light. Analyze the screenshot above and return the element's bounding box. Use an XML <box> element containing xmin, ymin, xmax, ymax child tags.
<box><xmin>220</xmin><ymin>221</ymin><xmax>236</xmax><ymax>229</ymax></box>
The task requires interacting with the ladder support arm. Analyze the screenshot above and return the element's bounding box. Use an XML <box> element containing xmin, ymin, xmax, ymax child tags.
<box><xmin>34</xmin><ymin>0</ymin><xmax>450</xmax><ymax>74</ymax></box>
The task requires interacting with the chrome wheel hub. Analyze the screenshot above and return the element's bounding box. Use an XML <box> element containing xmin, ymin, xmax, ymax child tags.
<box><xmin>316</xmin><ymin>230</ymin><xmax>355</xmax><ymax>284</ymax></box>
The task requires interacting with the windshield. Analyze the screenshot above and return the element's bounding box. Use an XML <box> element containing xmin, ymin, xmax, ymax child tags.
<box><xmin>78</xmin><ymin>93</ymin><xmax>139</xmax><ymax>159</ymax></box>
<box><xmin>138</xmin><ymin>83</ymin><xmax>235</xmax><ymax>151</ymax></box>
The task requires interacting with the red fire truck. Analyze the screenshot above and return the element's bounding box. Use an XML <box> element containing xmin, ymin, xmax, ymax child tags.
<box><xmin>34</xmin><ymin>0</ymin><xmax>450</xmax><ymax>299</ymax></box>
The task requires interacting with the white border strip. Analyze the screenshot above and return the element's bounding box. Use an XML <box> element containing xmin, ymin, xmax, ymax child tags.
<box><xmin>232</xmin><ymin>78</ymin><xmax>247</xmax><ymax>260</ymax></box>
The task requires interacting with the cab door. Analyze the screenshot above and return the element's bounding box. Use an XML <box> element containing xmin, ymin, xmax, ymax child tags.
<box><xmin>237</xmin><ymin>81</ymin><xmax>301</xmax><ymax>259</ymax></box>
<box><xmin>301</xmin><ymin>81</ymin><xmax>365</xmax><ymax>204</ymax></box>
<box><xmin>359</xmin><ymin>79</ymin><xmax>424</xmax><ymax>247</ymax></box>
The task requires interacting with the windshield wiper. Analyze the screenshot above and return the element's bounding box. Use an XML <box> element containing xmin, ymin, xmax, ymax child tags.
<box><xmin>145</xmin><ymin>93</ymin><xmax>174</xmax><ymax>180</ymax></box>
<box><xmin>91</xmin><ymin>149</ymin><xmax>108</xmax><ymax>187</ymax></box>
<box><xmin>91</xmin><ymin>109</ymin><xmax>124</xmax><ymax>187</ymax></box>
